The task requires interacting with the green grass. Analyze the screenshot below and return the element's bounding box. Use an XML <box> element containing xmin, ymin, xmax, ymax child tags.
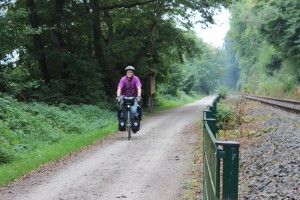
<box><xmin>155</xmin><ymin>93</ymin><xmax>203</xmax><ymax>110</ymax></box>
<box><xmin>0</xmin><ymin>124</ymin><xmax>117</xmax><ymax>186</ymax></box>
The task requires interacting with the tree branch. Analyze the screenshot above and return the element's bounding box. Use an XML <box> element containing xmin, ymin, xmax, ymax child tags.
<box><xmin>132</xmin><ymin>2</ymin><xmax>165</xmax><ymax>66</ymax></box>
<box><xmin>99</xmin><ymin>0</ymin><xmax>157</xmax><ymax>10</ymax></box>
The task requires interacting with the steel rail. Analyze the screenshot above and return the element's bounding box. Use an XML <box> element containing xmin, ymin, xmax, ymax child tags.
<box><xmin>244</xmin><ymin>95</ymin><xmax>300</xmax><ymax>112</ymax></box>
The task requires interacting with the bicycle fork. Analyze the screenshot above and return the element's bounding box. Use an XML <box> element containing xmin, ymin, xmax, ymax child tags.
<box><xmin>126</xmin><ymin>105</ymin><xmax>131</xmax><ymax>129</ymax></box>
<box><xmin>126</xmin><ymin>105</ymin><xmax>132</xmax><ymax>140</ymax></box>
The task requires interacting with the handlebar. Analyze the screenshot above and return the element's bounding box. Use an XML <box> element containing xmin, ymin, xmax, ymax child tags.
<box><xmin>116</xmin><ymin>96</ymin><xmax>141</xmax><ymax>101</ymax></box>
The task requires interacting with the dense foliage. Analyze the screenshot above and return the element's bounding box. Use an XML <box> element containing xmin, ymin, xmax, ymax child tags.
<box><xmin>0</xmin><ymin>93</ymin><xmax>115</xmax><ymax>163</ymax></box>
<box><xmin>224</xmin><ymin>0</ymin><xmax>300</xmax><ymax>98</ymax></box>
<box><xmin>0</xmin><ymin>0</ymin><xmax>234</xmax><ymax>104</ymax></box>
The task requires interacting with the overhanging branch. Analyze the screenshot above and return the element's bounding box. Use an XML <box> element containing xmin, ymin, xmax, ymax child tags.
<box><xmin>99</xmin><ymin>0</ymin><xmax>157</xmax><ymax>10</ymax></box>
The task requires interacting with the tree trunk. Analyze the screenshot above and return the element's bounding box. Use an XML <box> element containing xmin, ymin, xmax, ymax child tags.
<box><xmin>103</xmin><ymin>10</ymin><xmax>113</xmax><ymax>46</ymax></box>
<box><xmin>82</xmin><ymin>0</ymin><xmax>93</xmax><ymax>55</ymax></box>
<box><xmin>91</xmin><ymin>0</ymin><xmax>117</xmax><ymax>96</ymax></box>
<box><xmin>51</xmin><ymin>0</ymin><xmax>69</xmax><ymax>80</ymax></box>
<box><xmin>26</xmin><ymin>0</ymin><xmax>50</xmax><ymax>84</ymax></box>
<box><xmin>91</xmin><ymin>0</ymin><xmax>107</xmax><ymax>69</ymax></box>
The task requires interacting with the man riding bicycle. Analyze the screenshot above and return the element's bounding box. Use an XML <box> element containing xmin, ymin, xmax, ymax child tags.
<box><xmin>117</xmin><ymin>66</ymin><xmax>142</xmax><ymax>132</ymax></box>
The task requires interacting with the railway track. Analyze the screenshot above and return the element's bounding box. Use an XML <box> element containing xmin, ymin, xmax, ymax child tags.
<box><xmin>244</xmin><ymin>95</ymin><xmax>300</xmax><ymax>112</ymax></box>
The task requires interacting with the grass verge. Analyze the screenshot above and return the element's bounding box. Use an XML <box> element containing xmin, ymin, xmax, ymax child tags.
<box><xmin>0</xmin><ymin>124</ymin><xmax>117</xmax><ymax>187</ymax></box>
<box><xmin>155</xmin><ymin>94</ymin><xmax>203</xmax><ymax>110</ymax></box>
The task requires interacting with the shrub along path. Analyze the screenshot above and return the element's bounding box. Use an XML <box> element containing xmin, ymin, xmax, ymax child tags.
<box><xmin>0</xmin><ymin>94</ymin><xmax>116</xmax><ymax>186</ymax></box>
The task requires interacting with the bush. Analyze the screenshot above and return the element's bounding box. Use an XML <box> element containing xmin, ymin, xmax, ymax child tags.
<box><xmin>0</xmin><ymin>93</ymin><xmax>116</xmax><ymax>164</ymax></box>
<box><xmin>0</xmin><ymin>136</ymin><xmax>15</xmax><ymax>164</ymax></box>
<box><xmin>216</xmin><ymin>102</ymin><xmax>236</xmax><ymax>129</ymax></box>
<box><xmin>258</xmin><ymin>76</ymin><xmax>286</xmax><ymax>97</ymax></box>
<box><xmin>217</xmin><ymin>86</ymin><xmax>229</xmax><ymax>99</ymax></box>
<box><xmin>241</xmin><ymin>84</ymin><xmax>253</xmax><ymax>94</ymax></box>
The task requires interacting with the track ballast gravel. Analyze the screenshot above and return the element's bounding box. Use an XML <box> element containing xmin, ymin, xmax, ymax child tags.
<box><xmin>238</xmin><ymin>99</ymin><xmax>300</xmax><ymax>199</ymax></box>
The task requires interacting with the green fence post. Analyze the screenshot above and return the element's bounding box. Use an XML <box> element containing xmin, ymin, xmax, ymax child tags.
<box><xmin>204</xmin><ymin>118</ymin><xmax>217</xmax><ymax>137</ymax></box>
<box><xmin>222</xmin><ymin>145</ymin><xmax>240</xmax><ymax>200</ymax></box>
<box><xmin>213</xmin><ymin>100</ymin><xmax>217</xmax><ymax>114</ymax></box>
<box><xmin>208</xmin><ymin>105</ymin><xmax>214</xmax><ymax>113</ymax></box>
<box><xmin>205</xmin><ymin>110</ymin><xmax>213</xmax><ymax>119</ymax></box>
<box><xmin>207</xmin><ymin>104</ymin><xmax>218</xmax><ymax>133</ymax></box>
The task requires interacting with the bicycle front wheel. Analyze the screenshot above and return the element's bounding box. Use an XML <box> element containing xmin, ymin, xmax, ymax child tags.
<box><xmin>127</xmin><ymin>110</ymin><xmax>131</xmax><ymax>140</ymax></box>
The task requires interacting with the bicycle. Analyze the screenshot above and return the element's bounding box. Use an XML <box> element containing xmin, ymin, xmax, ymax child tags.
<box><xmin>118</xmin><ymin>96</ymin><xmax>143</xmax><ymax>140</ymax></box>
<box><xmin>123</xmin><ymin>97</ymin><xmax>135</xmax><ymax>140</ymax></box>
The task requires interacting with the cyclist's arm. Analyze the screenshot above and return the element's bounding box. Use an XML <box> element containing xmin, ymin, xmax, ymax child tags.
<box><xmin>117</xmin><ymin>87</ymin><xmax>122</xmax><ymax>97</ymax></box>
<box><xmin>137</xmin><ymin>86</ymin><xmax>141</xmax><ymax>97</ymax></box>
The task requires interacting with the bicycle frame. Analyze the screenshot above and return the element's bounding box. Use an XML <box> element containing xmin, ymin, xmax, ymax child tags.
<box><xmin>122</xmin><ymin>97</ymin><xmax>135</xmax><ymax>140</ymax></box>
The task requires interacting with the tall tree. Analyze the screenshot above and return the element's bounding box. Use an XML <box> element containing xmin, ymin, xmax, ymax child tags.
<box><xmin>51</xmin><ymin>0</ymin><xmax>69</xmax><ymax>80</ymax></box>
<box><xmin>91</xmin><ymin>0</ymin><xmax>107</xmax><ymax>69</ymax></box>
<box><xmin>26</xmin><ymin>0</ymin><xmax>49</xmax><ymax>84</ymax></box>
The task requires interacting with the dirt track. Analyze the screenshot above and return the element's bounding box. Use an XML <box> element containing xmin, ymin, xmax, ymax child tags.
<box><xmin>0</xmin><ymin>96</ymin><xmax>215</xmax><ymax>200</ymax></box>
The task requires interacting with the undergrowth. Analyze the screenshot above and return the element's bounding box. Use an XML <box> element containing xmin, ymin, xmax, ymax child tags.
<box><xmin>216</xmin><ymin>98</ymin><xmax>255</xmax><ymax>140</ymax></box>
<box><xmin>216</xmin><ymin>96</ymin><xmax>275</xmax><ymax>141</ymax></box>
<box><xmin>0</xmin><ymin>94</ymin><xmax>116</xmax><ymax>164</ymax></box>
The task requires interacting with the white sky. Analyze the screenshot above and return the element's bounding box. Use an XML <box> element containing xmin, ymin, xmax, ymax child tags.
<box><xmin>193</xmin><ymin>9</ymin><xmax>231</xmax><ymax>48</ymax></box>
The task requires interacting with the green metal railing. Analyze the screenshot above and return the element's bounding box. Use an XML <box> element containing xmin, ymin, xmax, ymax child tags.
<box><xmin>203</xmin><ymin>96</ymin><xmax>240</xmax><ymax>200</ymax></box>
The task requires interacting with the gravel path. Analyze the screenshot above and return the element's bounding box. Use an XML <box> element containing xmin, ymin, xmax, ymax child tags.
<box><xmin>239</xmin><ymin>100</ymin><xmax>300</xmax><ymax>199</ymax></box>
<box><xmin>0</xmin><ymin>96</ymin><xmax>215</xmax><ymax>200</ymax></box>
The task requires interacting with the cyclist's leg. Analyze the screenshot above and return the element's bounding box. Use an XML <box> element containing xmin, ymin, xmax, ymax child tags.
<box><xmin>137</xmin><ymin>105</ymin><xmax>142</xmax><ymax>120</ymax></box>
<box><xmin>118</xmin><ymin>100</ymin><xmax>126</xmax><ymax>131</ymax></box>
<box><xmin>119</xmin><ymin>98</ymin><xmax>126</xmax><ymax>119</ymax></box>
<box><xmin>119</xmin><ymin>101</ymin><xmax>127</xmax><ymax>123</ymax></box>
<box><xmin>130</xmin><ymin>99</ymin><xmax>139</xmax><ymax>118</ymax></box>
<box><xmin>131</xmin><ymin>99</ymin><xmax>141</xmax><ymax>132</ymax></box>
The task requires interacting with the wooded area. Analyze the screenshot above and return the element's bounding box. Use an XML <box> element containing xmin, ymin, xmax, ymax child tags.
<box><xmin>1</xmin><ymin>0</ymin><xmax>299</xmax><ymax>103</ymax></box>
<box><xmin>225</xmin><ymin>0</ymin><xmax>300</xmax><ymax>99</ymax></box>
<box><xmin>0</xmin><ymin>0</ymin><xmax>234</xmax><ymax>105</ymax></box>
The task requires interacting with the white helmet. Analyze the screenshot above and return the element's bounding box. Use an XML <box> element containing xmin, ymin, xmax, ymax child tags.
<box><xmin>125</xmin><ymin>66</ymin><xmax>135</xmax><ymax>72</ymax></box>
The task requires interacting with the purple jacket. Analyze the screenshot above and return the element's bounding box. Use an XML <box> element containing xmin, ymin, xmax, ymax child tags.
<box><xmin>118</xmin><ymin>76</ymin><xmax>142</xmax><ymax>97</ymax></box>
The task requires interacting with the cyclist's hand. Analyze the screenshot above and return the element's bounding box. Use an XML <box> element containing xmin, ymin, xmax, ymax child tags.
<box><xmin>136</xmin><ymin>96</ymin><xmax>142</xmax><ymax>102</ymax></box>
<box><xmin>116</xmin><ymin>96</ymin><xmax>123</xmax><ymax>102</ymax></box>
